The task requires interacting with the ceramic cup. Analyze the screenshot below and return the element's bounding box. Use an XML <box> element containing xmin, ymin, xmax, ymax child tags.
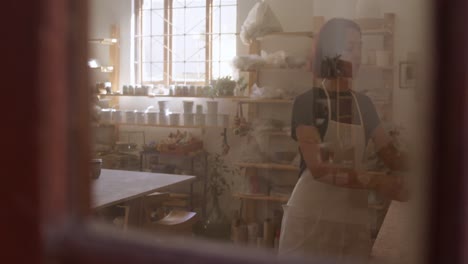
<box><xmin>195</xmin><ymin>114</ymin><xmax>206</xmax><ymax>126</ymax></box>
<box><xmin>159</xmin><ymin>113</ymin><xmax>168</xmax><ymax>125</ymax></box>
<box><xmin>125</xmin><ymin>110</ymin><xmax>136</xmax><ymax>124</ymax></box>
<box><xmin>183</xmin><ymin>100</ymin><xmax>194</xmax><ymax>114</ymax></box>
<box><xmin>183</xmin><ymin>114</ymin><xmax>194</xmax><ymax>126</ymax></box>
<box><xmin>169</xmin><ymin>113</ymin><xmax>180</xmax><ymax>126</ymax></box>
<box><xmin>158</xmin><ymin>101</ymin><xmax>169</xmax><ymax>114</ymax></box>
<box><xmin>112</xmin><ymin>110</ymin><xmax>123</xmax><ymax>123</ymax></box>
<box><xmin>196</xmin><ymin>104</ymin><xmax>203</xmax><ymax>114</ymax></box>
<box><xmin>100</xmin><ymin>109</ymin><xmax>112</xmax><ymax>123</ymax></box>
<box><xmin>206</xmin><ymin>114</ymin><xmax>218</xmax><ymax>126</ymax></box>
<box><xmin>136</xmin><ymin>111</ymin><xmax>146</xmax><ymax>124</ymax></box>
<box><xmin>147</xmin><ymin>111</ymin><xmax>157</xmax><ymax>124</ymax></box>
<box><xmin>206</xmin><ymin>101</ymin><xmax>218</xmax><ymax>115</ymax></box>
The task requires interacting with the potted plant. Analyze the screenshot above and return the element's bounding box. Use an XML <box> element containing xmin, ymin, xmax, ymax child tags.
<box><xmin>213</xmin><ymin>76</ymin><xmax>237</xmax><ymax>96</ymax></box>
<box><xmin>197</xmin><ymin>153</ymin><xmax>237</xmax><ymax>240</ymax></box>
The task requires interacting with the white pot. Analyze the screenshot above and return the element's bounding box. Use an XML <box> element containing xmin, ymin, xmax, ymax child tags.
<box><xmin>206</xmin><ymin>101</ymin><xmax>218</xmax><ymax>115</ymax></box>
<box><xmin>158</xmin><ymin>101</ymin><xmax>169</xmax><ymax>114</ymax></box>
<box><xmin>112</xmin><ymin>110</ymin><xmax>123</xmax><ymax>123</ymax></box>
<box><xmin>183</xmin><ymin>100</ymin><xmax>194</xmax><ymax>114</ymax></box>
<box><xmin>169</xmin><ymin>113</ymin><xmax>180</xmax><ymax>126</ymax></box>
<box><xmin>183</xmin><ymin>114</ymin><xmax>194</xmax><ymax>126</ymax></box>
<box><xmin>206</xmin><ymin>114</ymin><xmax>218</xmax><ymax>127</ymax></box>
<box><xmin>125</xmin><ymin>111</ymin><xmax>136</xmax><ymax>124</ymax></box>
<box><xmin>158</xmin><ymin>113</ymin><xmax>168</xmax><ymax>125</ymax></box>
<box><xmin>147</xmin><ymin>112</ymin><xmax>157</xmax><ymax>124</ymax></box>
<box><xmin>136</xmin><ymin>111</ymin><xmax>146</xmax><ymax>124</ymax></box>
<box><xmin>195</xmin><ymin>114</ymin><xmax>206</xmax><ymax>126</ymax></box>
<box><xmin>100</xmin><ymin>109</ymin><xmax>112</xmax><ymax>123</ymax></box>
<box><xmin>218</xmin><ymin>114</ymin><xmax>230</xmax><ymax>128</ymax></box>
<box><xmin>196</xmin><ymin>104</ymin><xmax>203</xmax><ymax>114</ymax></box>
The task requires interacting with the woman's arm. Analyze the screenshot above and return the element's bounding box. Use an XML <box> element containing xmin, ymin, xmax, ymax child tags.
<box><xmin>297</xmin><ymin>124</ymin><xmax>407</xmax><ymax>195</ymax></box>
<box><xmin>297</xmin><ymin>125</ymin><xmax>372</xmax><ymax>189</ymax></box>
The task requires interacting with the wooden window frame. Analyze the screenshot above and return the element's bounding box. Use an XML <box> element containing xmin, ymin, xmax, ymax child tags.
<box><xmin>4</xmin><ymin>0</ymin><xmax>468</xmax><ymax>263</ymax></box>
<box><xmin>135</xmin><ymin>0</ymin><xmax>232</xmax><ymax>86</ymax></box>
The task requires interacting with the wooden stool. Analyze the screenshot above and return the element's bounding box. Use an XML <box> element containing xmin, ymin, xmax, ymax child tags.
<box><xmin>144</xmin><ymin>210</ymin><xmax>197</xmax><ymax>236</ymax></box>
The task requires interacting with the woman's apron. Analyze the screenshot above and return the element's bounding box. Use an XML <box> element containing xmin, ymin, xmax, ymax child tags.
<box><xmin>278</xmin><ymin>87</ymin><xmax>371</xmax><ymax>263</ymax></box>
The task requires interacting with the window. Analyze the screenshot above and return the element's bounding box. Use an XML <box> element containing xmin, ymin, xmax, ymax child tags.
<box><xmin>136</xmin><ymin>0</ymin><xmax>237</xmax><ymax>85</ymax></box>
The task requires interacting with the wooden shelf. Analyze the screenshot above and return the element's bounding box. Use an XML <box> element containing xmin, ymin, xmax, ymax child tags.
<box><xmin>233</xmin><ymin>193</ymin><xmax>289</xmax><ymax>203</ymax></box>
<box><xmin>237</xmin><ymin>162</ymin><xmax>299</xmax><ymax>171</ymax></box>
<box><xmin>361</xmin><ymin>64</ymin><xmax>394</xmax><ymax>71</ymax></box>
<box><xmin>259</xmin><ymin>31</ymin><xmax>315</xmax><ymax>39</ymax></box>
<box><xmin>99</xmin><ymin>94</ymin><xmax>248</xmax><ymax>99</ymax></box>
<box><xmin>141</xmin><ymin>149</ymin><xmax>206</xmax><ymax>158</ymax></box>
<box><xmin>88</xmin><ymin>38</ymin><xmax>118</xmax><ymax>45</ymax></box>
<box><xmin>240</xmin><ymin>68</ymin><xmax>310</xmax><ymax>73</ymax></box>
<box><xmin>233</xmin><ymin>98</ymin><xmax>294</xmax><ymax>104</ymax></box>
<box><xmin>101</xmin><ymin>123</ymin><xmax>229</xmax><ymax>129</ymax></box>
<box><xmin>361</xmin><ymin>29</ymin><xmax>392</xmax><ymax>36</ymax></box>
<box><xmin>268</xmin><ymin>131</ymin><xmax>290</xmax><ymax>137</ymax></box>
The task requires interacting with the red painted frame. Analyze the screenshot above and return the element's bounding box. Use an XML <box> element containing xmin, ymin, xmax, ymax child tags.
<box><xmin>2</xmin><ymin>0</ymin><xmax>468</xmax><ymax>263</ymax></box>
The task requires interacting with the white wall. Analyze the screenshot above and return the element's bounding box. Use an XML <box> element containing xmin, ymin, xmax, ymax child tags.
<box><xmin>89</xmin><ymin>0</ymin><xmax>133</xmax><ymax>86</ymax></box>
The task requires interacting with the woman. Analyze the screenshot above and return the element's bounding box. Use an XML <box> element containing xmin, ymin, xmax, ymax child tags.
<box><xmin>278</xmin><ymin>18</ymin><xmax>407</xmax><ymax>262</ymax></box>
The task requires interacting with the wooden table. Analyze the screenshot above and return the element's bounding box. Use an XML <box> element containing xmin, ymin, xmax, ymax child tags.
<box><xmin>93</xmin><ymin>169</ymin><xmax>195</xmax><ymax>227</ymax></box>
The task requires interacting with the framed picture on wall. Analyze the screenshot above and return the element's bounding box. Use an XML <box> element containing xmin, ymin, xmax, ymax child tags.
<box><xmin>399</xmin><ymin>61</ymin><xmax>417</xmax><ymax>89</ymax></box>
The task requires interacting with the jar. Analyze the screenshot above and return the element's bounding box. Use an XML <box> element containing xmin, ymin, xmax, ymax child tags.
<box><xmin>128</xmin><ymin>85</ymin><xmax>135</xmax><ymax>95</ymax></box>
<box><xmin>189</xmin><ymin>85</ymin><xmax>196</xmax><ymax>96</ymax></box>
<box><xmin>175</xmin><ymin>86</ymin><xmax>182</xmax><ymax>96</ymax></box>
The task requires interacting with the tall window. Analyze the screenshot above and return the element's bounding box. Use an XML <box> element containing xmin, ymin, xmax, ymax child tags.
<box><xmin>136</xmin><ymin>0</ymin><xmax>237</xmax><ymax>85</ymax></box>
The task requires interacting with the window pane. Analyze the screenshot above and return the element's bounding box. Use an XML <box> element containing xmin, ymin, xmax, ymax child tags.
<box><xmin>212</xmin><ymin>61</ymin><xmax>233</xmax><ymax>79</ymax></box>
<box><xmin>142</xmin><ymin>10</ymin><xmax>151</xmax><ymax>36</ymax></box>
<box><xmin>142</xmin><ymin>0</ymin><xmax>151</xmax><ymax>10</ymax></box>
<box><xmin>219</xmin><ymin>34</ymin><xmax>236</xmax><ymax>61</ymax></box>
<box><xmin>185</xmin><ymin>36</ymin><xmax>205</xmax><ymax>62</ymax></box>
<box><xmin>172</xmin><ymin>0</ymin><xmax>185</xmax><ymax>9</ymax></box>
<box><xmin>151</xmin><ymin>0</ymin><xmax>164</xmax><ymax>9</ymax></box>
<box><xmin>185</xmin><ymin>7</ymin><xmax>206</xmax><ymax>35</ymax></box>
<box><xmin>150</xmin><ymin>63</ymin><xmax>164</xmax><ymax>81</ymax></box>
<box><xmin>151</xmin><ymin>37</ymin><xmax>164</xmax><ymax>62</ymax></box>
<box><xmin>213</xmin><ymin>0</ymin><xmax>237</xmax><ymax>6</ymax></box>
<box><xmin>219</xmin><ymin>5</ymin><xmax>236</xmax><ymax>33</ymax></box>
<box><xmin>212</xmin><ymin>33</ymin><xmax>221</xmax><ymax>62</ymax></box>
<box><xmin>172</xmin><ymin>7</ymin><xmax>185</xmax><ymax>35</ymax></box>
<box><xmin>172</xmin><ymin>35</ymin><xmax>185</xmax><ymax>61</ymax></box>
<box><xmin>142</xmin><ymin>37</ymin><xmax>151</xmax><ymax>62</ymax></box>
<box><xmin>142</xmin><ymin>62</ymin><xmax>151</xmax><ymax>81</ymax></box>
<box><xmin>151</xmin><ymin>9</ymin><xmax>164</xmax><ymax>36</ymax></box>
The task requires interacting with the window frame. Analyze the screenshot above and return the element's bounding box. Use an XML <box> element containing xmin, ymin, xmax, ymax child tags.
<box><xmin>135</xmin><ymin>0</ymin><xmax>236</xmax><ymax>86</ymax></box>
<box><xmin>5</xmin><ymin>0</ymin><xmax>468</xmax><ymax>264</ymax></box>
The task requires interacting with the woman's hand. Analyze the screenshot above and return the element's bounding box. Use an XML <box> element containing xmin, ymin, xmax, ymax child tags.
<box><xmin>373</xmin><ymin>173</ymin><xmax>409</xmax><ymax>202</ymax></box>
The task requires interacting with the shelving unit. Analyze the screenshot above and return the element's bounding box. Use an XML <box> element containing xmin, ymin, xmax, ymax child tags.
<box><xmin>233</xmin><ymin>193</ymin><xmax>289</xmax><ymax>203</ymax></box>
<box><xmin>98</xmin><ymin>94</ymin><xmax>248</xmax><ymax>99</ymax></box>
<box><xmin>233</xmin><ymin>29</ymin><xmax>314</xmax><ymax>226</ymax></box>
<box><xmin>233</xmin><ymin>98</ymin><xmax>293</xmax><ymax>104</ymax></box>
<box><xmin>237</xmin><ymin>162</ymin><xmax>299</xmax><ymax>172</ymax></box>
<box><xmin>101</xmin><ymin>123</ymin><xmax>230</xmax><ymax>130</ymax></box>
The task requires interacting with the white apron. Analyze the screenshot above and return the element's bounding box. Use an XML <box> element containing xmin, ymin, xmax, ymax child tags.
<box><xmin>278</xmin><ymin>86</ymin><xmax>371</xmax><ymax>263</ymax></box>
